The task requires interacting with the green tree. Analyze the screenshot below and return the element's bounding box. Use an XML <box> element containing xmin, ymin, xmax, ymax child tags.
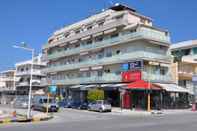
<box><xmin>87</xmin><ymin>89</ymin><xmax>104</xmax><ymax>102</ymax></box>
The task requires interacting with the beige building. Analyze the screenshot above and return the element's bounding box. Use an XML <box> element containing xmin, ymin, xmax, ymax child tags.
<box><xmin>171</xmin><ymin>40</ymin><xmax>197</xmax><ymax>95</ymax></box>
<box><xmin>42</xmin><ymin>4</ymin><xmax>189</xmax><ymax>109</ymax></box>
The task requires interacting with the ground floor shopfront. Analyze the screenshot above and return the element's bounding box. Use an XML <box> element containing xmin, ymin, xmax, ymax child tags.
<box><xmin>55</xmin><ymin>81</ymin><xmax>191</xmax><ymax>110</ymax></box>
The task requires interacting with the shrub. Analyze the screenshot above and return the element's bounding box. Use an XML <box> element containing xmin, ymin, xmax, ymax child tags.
<box><xmin>87</xmin><ymin>88</ymin><xmax>104</xmax><ymax>102</ymax></box>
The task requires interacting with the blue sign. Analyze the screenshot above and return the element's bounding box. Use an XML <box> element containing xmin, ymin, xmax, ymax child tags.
<box><xmin>49</xmin><ymin>85</ymin><xmax>57</xmax><ymax>94</ymax></box>
<box><xmin>129</xmin><ymin>60</ymin><xmax>143</xmax><ymax>70</ymax></box>
<box><xmin>122</xmin><ymin>63</ymin><xmax>129</xmax><ymax>71</ymax></box>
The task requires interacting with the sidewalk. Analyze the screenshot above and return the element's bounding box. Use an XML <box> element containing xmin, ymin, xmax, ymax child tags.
<box><xmin>112</xmin><ymin>108</ymin><xmax>197</xmax><ymax>116</ymax></box>
<box><xmin>0</xmin><ymin>105</ymin><xmax>53</xmax><ymax>123</ymax></box>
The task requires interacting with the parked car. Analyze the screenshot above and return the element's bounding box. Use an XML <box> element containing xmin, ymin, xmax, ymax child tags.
<box><xmin>71</xmin><ymin>101</ymin><xmax>81</xmax><ymax>109</ymax></box>
<box><xmin>64</xmin><ymin>99</ymin><xmax>74</xmax><ymax>108</ymax></box>
<box><xmin>88</xmin><ymin>100</ymin><xmax>112</xmax><ymax>112</ymax></box>
<box><xmin>13</xmin><ymin>96</ymin><xmax>30</xmax><ymax>109</ymax></box>
<box><xmin>58</xmin><ymin>99</ymin><xmax>67</xmax><ymax>108</ymax></box>
<box><xmin>32</xmin><ymin>96</ymin><xmax>59</xmax><ymax>112</ymax></box>
<box><xmin>79</xmin><ymin>102</ymin><xmax>89</xmax><ymax>110</ymax></box>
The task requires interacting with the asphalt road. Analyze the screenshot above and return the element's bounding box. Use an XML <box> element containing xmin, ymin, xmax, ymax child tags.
<box><xmin>1</xmin><ymin>109</ymin><xmax>197</xmax><ymax>131</ymax></box>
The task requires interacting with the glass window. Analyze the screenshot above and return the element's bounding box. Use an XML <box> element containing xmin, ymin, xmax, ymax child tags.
<box><xmin>95</xmin><ymin>36</ymin><xmax>103</xmax><ymax>42</ymax></box>
<box><xmin>193</xmin><ymin>47</ymin><xmax>197</xmax><ymax>54</ymax></box>
<box><xmin>111</xmin><ymin>33</ymin><xmax>119</xmax><ymax>38</ymax></box>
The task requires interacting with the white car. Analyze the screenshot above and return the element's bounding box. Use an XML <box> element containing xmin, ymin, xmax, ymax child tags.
<box><xmin>88</xmin><ymin>100</ymin><xmax>112</xmax><ymax>112</ymax></box>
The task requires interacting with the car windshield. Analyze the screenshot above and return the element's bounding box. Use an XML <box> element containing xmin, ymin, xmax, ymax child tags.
<box><xmin>43</xmin><ymin>99</ymin><xmax>55</xmax><ymax>103</ymax></box>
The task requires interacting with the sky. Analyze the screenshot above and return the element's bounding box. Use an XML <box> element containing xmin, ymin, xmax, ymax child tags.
<box><xmin>0</xmin><ymin>0</ymin><xmax>197</xmax><ymax>71</ymax></box>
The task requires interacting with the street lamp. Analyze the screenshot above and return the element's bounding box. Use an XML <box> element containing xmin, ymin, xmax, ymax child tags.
<box><xmin>13</xmin><ymin>43</ymin><xmax>34</xmax><ymax>119</ymax></box>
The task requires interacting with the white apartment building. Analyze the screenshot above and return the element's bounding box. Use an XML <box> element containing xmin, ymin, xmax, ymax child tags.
<box><xmin>0</xmin><ymin>69</ymin><xmax>17</xmax><ymax>104</ymax></box>
<box><xmin>42</xmin><ymin>4</ymin><xmax>189</xmax><ymax>109</ymax></box>
<box><xmin>15</xmin><ymin>54</ymin><xmax>47</xmax><ymax>95</ymax></box>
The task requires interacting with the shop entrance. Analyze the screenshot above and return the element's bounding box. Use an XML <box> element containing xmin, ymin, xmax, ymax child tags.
<box><xmin>104</xmin><ymin>89</ymin><xmax>120</xmax><ymax>107</ymax></box>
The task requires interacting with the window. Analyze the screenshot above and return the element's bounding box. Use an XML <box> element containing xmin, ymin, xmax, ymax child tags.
<box><xmin>64</xmin><ymin>33</ymin><xmax>70</xmax><ymax>38</ymax></box>
<box><xmin>111</xmin><ymin>33</ymin><xmax>119</xmax><ymax>38</ymax></box>
<box><xmin>115</xmin><ymin>15</ymin><xmax>123</xmax><ymax>20</ymax></box>
<box><xmin>193</xmin><ymin>47</ymin><xmax>197</xmax><ymax>54</ymax></box>
<box><xmin>75</xmin><ymin>30</ymin><xmax>80</xmax><ymax>34</ymax></box>
<box><xmin>95</xmin><ymin>36</ymin><xmax>103</xmax><ymax>42</ymax></box>
<box><xmin>130</xmin><ymin>29</ymin><xmax>136</xmax><ymax>33</ymax></box>
<box><xmin>87</xmin><ymin>26</ymin><xmax>92</xmax><ymax>30</ymax></box>
<box><xmin>98</xmin><ymin>21</ymin><xmax>104</xmax><ymax>27</ymax></box>
<box><xmin>86</xmin><ymin>40</ymin><xmax>92</xmax><ymax>45</ymax></box>
<box><xmin>116</xmin><ymin>50</ymin><xmax>121</xmax><ymax>54</ymax></box>
<box><xmin>182</xmin><ymin>49</ymin><xmax>191</xmax><ymax>55</ymax></box>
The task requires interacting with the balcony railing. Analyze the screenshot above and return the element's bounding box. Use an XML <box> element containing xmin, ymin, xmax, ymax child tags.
<box><xmin>44</xmin><ymin>51</ymin><xmax>171</xmax><ymax>73</ymax></box>
<box><xmin>47</xmin><ymin>26</ymin><xmax>170</xmax><ymax>60</ymax></box>
<box><xmin>50</xmin><ymin>71</ymin><xmax>172</xmax><ymax>86</ymax></box>
<box><xmin>142</xmin><ymin>71</ymin><xmax>173</xmax><ymax>83</ymax></box>
<box><xmin>16</xmin><ymin>70</ymin><xmax>45</xmax><ymax>76</ymax></box>
<box><xmin>43</xmin><ymin>19</ymin><xmax>128</xmax><ymax>49</ymax></box>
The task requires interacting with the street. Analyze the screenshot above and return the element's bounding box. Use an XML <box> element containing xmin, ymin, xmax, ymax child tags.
<box><xmin>1</xmin><ymin>109</ymin><xmax>197</xmax><ymax>131</ymax></box>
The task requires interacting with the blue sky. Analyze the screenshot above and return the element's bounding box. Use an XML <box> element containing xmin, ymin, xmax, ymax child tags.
<box><xmin>0</xmin><ymin>0</ymin><xmax>197</xmax><ymax>71</ymax></box>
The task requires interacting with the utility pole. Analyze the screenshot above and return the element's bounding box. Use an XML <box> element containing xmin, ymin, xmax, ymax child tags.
<box><xmin>13</xmin><ymin>43</ymin><xmax>34</xmax><ymax>119</ymax></box>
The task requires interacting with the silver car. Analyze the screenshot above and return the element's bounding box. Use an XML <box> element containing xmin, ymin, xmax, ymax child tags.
<box><xmin>88</xmin><ymin>100</ymin><xmax>112</xmax><ymax>112</ymax></box>
<box><xmin>13</xmin><ymin>97</ymin><xmax>29</xmax><ymax>109</ymax></box>
<box><xmin>32</xmin><ymin>96</ymin><xmax>59</xmax><ymax>112</ymax></box>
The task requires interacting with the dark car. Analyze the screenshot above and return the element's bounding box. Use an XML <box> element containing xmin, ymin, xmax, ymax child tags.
<box><xmin>71</xmin><ymin>101</ymin><xmax>81</xmax><ymax>109</ymax></box>
<box><xmin>64</xmin><ymin>99</ymin><xmax>74</xmax><ymax>108</ymax></box>
<box><xmin>58</xmin><ymin>99</ymin><xmax>67</xmax><ymax>108</ymax></box>
<box><xmin>79</xmin><ymin>102</ymin><xmax>89</xmax><ymax>110</ymax></box>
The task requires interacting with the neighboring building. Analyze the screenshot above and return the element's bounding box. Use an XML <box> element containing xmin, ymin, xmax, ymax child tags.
<box><xmin>0</xmin><ymin>69</ymin><xmax>17</xmax><ymax>104</ymax></box>
<box><xmin>15</xmin><ymin>54</ymin><xmax>47</xmax><ymax>95</ymax></box>
<box><xmin>171</xmin><ymin>40</ymin><xmax>197</xmax><ymax>98</ymax></box>
<box><xmin>42</xmin><ymin>4</ymin><xmax>188</xmax><ymax>110</ymax></box>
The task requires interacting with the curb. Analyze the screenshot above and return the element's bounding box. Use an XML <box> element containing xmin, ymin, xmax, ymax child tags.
<box><xmin>0</xmin><ymin>116</ymin><xmax>53</xmax><ymax>124</ymax></box>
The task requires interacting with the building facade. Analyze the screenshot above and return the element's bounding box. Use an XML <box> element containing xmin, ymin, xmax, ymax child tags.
<box><xmin>42</xmin><ymin>4</ymin><xmax>188</xmax><ymax>110</ymax></box>
<box><xmin>15</xmin><ymin>54</ymin><xmax>47</xmax><ymax>95</ymax></box>
<box><xmin>0</xmin><ymin>69</ymin><xmax>17</xmax><ymax>104</ymax></box>
<box><xmin>171</xmin><ymin>40</ymin><xmax>197</xmax><ymax>100</ymax></box>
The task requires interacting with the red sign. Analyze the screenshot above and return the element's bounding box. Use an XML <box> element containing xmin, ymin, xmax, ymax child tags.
<box><xmin>122</xmin><ymin>70</ymin><xmax>141</xmax><ymax>82</ymax></box>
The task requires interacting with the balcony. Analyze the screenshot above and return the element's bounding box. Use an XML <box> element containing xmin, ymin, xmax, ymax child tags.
<box><xmin>142</xmin><ymin>71</ymin><xmax>173</xmax><ymax>83</ymax></box>
<box><xmin>47</xmin><ymin>26</ymin><xmax>170</xmax><ymax>60</ymax></box>
<box><xmin>51</xmin><ymin>73</ymin><xmax>121</xmax><ymax>85</ymax></box>
<box><xmin>43</xmin><ymin>19</ymin><xmax>128</xmax><ymax>49</ymax></box>
<box><xmin>44</xmin><ymin>51</ymin><xmax>171</xmax><ymax>73</ymax></box>
<box><xmin>50</xmin><ymin>71</ymin><xmax>172</xmax><ymax>85</ymax></box>
<box><xmin>16</xmin><ymin>70</ymin><xmax>45</xmax><ymax>76</ymax></box>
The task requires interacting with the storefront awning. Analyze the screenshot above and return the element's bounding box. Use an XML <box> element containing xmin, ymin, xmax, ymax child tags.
<box><xmin>80</xmin><ymin>85</ymin><xmax>97</xmax><ymax>90</ymax></box>
<box><xmin>127</xmin><ymin>80</ymin><xmax>161</xmax><ymax>90</ymax></box>
<box><xmin>155</xmin><ymin>83</ymin><xmax>190</xmax><ymax>93</ymax></box>
<box><xmin>69</xmin><ymin>85</ymin><xmax>83</xmax><ymax>89</ymax></box>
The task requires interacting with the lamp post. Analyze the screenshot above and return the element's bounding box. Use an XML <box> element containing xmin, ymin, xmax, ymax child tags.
<box><xmin>13</xmin><ymin>43</ymin><xmax>34</xmax><ymax>119</ymax></box>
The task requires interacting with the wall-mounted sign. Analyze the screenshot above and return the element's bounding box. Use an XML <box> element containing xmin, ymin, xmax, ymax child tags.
<box><xmin>129</xmin><ymin>60</ymin><xmax>143</xmax><ymax>70</ymax></box>
<box><xmin>121</xmin><ymin>63</ymin><xmax>129</xmax><ymax>71</ymax></box>
<box><xmin>122</xmin><ymin>70</ymin><xmax>141</xmax><ymax>82</ymax></box>
<box><xmin>49</xmin><ymin>85</ymin><xmax>57</xmax><ymax>94</ymax></box>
